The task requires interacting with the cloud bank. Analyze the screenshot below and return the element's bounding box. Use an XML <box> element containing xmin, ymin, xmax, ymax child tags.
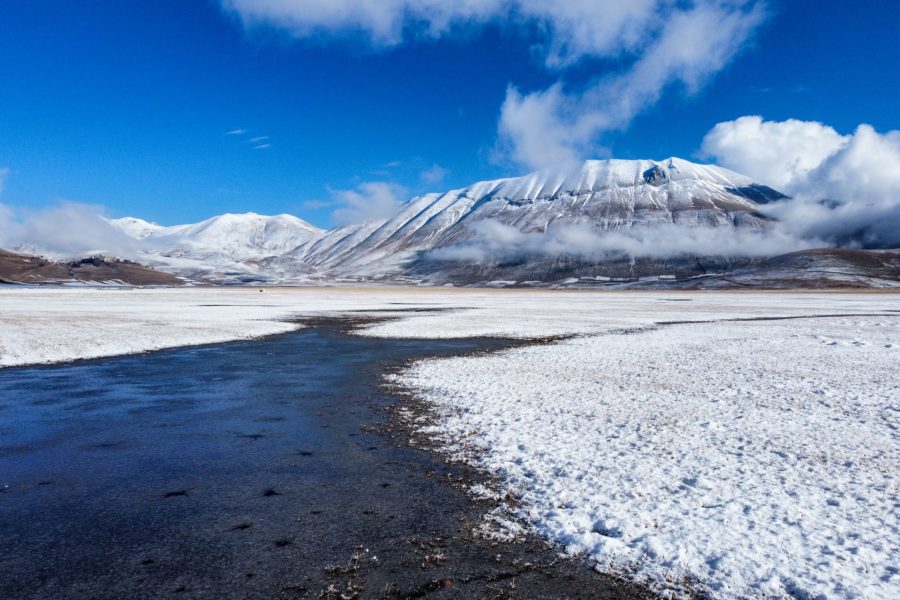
<box><xmin>436</xmin><ymin>116</ymin><xmax>900</xmax><ymax>263</ymax></box>
<box><xmin>0</xmin><ymin>201</ymin><xmax>142</xmax><ymax>259</ymax></box>
<box><xmin>703</xmin><ymin>116</ymin><xmax>900</xmax><ymax>247</ymax></box>
<box><xmin>429</xmin><ymin>219</ymin><xmax>813</xmax><ymax>264</ymax></box>
<box><xmin>220</xmin><ymin>0</ymin><xmax>765</xmax><ymax>169</ymax></box>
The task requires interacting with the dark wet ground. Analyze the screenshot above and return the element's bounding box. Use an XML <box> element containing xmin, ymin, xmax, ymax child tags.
<box><xmin>0</xmin><ymin>323</ymin><xmax>650</xmax><ymax>599</ymax></box>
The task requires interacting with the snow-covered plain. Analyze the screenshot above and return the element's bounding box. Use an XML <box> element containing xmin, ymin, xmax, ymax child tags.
<box><xmin>1</xmin><ymin>288</ymin><xmax>898</xmax><ymax>599</ymax></box>
<box><xmin>398</xmin><ymin>307</ymin><xmax>900</xmax><ymax>599</ymax></box>
<box><xmin>0</xmin><ymin>288</ymin><xmax>296</xmax><ymax>367</ymax></box>
<box><xmin>2</xmin><ymin>287</ymin><xmax>897</xmax><ymax>367</ymax></box>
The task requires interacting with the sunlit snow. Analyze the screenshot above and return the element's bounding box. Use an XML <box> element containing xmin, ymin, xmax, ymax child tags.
<box><xmin>1</xmin><ymin>288</ymin><xmax>897</xmax><ymax>599</ymax></box>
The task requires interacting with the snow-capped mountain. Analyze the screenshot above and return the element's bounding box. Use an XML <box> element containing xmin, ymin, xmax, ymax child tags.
<box><xmin>283</xmin><ymin>158</ymin><xmax>785</xmax><ymax>278</ymax></box>
<box><xmin>107</xmin><ymin>158</ymin><xmax>799</xmax><ymax>284</ymax></box>
<box><xmin>11</xmin><ymin>157</ymin><xmax>899</xmax><ymax>287</ymax></box>
<box><xmin>109</xmin><ymin>217</ymin><xmax>168</xmax><ymax>239</ymax></box>
<box><xmin>109</xmin><ymin>212</ymin><xmax>322</xmax><ymax>256</ymax></box>
<box><xmin>8</xmin><ymin>158</ymin><xmax>900</xmax><ymax>288</ymax></box>
<box><xmin>107</xmin><ymin>213</ymin><xmax>323</xmax><ymax>283</ymax></box>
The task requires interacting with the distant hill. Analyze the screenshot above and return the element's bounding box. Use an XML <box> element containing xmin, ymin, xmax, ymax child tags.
<box><xmin>0</xmin><ymin>250</ymin><xmax>186</xmax><ymax>286</ymax></box>
<box><xmin>106</xmin><ymin>212</ymin><xmax>323</xmax><ymax>284</ymax></box>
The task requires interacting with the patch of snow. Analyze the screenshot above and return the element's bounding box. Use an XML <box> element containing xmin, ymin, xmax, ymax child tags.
<box><xmin>0</xmin><ymin>289</ymin><xmax>301</xmax><ymax>367</ymax></box>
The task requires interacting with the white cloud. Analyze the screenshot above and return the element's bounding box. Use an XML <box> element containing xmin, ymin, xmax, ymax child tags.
<box><xmin>220</xmin><ymin>1</ymin><xmax>766</xmax><ymax>170</ymax></box>
<box><xmin>701</xmin><ymin>115</ymin><xmax>848</xmax><ymax>188</ymax></box>
<box><xmin>497</xmin><ymin>84</ymin><xmax>583</xmax><ymax>168</ymax></box>
<box><xmin>420</xmin><ymin>163</ymin><xmax>449</xmax><ymax>186</ymax></box>
<box><xmin>0</xmin><ymin>202</ymin><xmax>13</xmax><ymax>245</ymax></box>
<box><xmin>430</xmin><ymin>218</ymin><xmax>811</xmax><ymax>263</ymax></box>
<box><xmin>704</xmin><ymin>116</ymin><xmax>900</xmax><ymax>248</ymax></box>
<box><xmin>330</xmin><ymin>181</ymin><xmax>408</xmax><ymax>225</ymax></box>
<box><xmin>0</xmin><ymin>201</ymin><xmax>142</xmax><ymax>259</ymax></box>
<box><xmin>0</xmin><ymin>170</ymin><xmax>14</xmax><ymax>243</ymax></box>
<box><xmin>226</xmin><ymin>130</ymin><xmax>272</xmax><ymax>149</ymax></box>
<box><xmin>500</xmin><ymin>2</ymin><xmax>764</xmax><ymax>169</ymax></box>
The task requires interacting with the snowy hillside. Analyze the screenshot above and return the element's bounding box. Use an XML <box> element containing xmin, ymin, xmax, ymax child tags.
<box><xmin>284</xmin><ymin>158</ymin><xmax>784</xmax><ymax>279</ymax></box>
<box><xmin>100</xmin><ymin>158</ymin><xmax>896</xmax><ymax>287</ymax></box>
<box><xmin>108</xmin><ymin>212</ymin><xmax>324</xmax><ymax>283</ymax></box>
<box><xmin>108</xmin><ymin>217</ymin><xmax>167</xmax><ymax>239</ymax></box>
<box><xmin>109</xmin><ymin>212</ymin><xmax>322</xmax><ymax>256</ymax></box>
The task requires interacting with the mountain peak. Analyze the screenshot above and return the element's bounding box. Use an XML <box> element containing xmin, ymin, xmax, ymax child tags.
<box><xmin>106</xmin><ymin>217</ymin><xmax>165</xmax><ymax>239</ymax></box>
<box><xmin>103</xmin><ymin>158</ymin><xmax>786</xmax><ymax>284</ymax></box>
<box><xmin>439</xmin><ymin>157</ymin><xmax>755</xmax><ymax>207</ymax></box>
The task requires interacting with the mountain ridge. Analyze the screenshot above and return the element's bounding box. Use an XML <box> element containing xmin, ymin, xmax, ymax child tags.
<box><xmin>12</xmin><ymin>157</ymin><xmax>896</xmax><ymax>288</ymax></box>
<box><xmin>276</xmin><ymin>157</ymin><xmax>780</xmax><ymax>279</ymax></box>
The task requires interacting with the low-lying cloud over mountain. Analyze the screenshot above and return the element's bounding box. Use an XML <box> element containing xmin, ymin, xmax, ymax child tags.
<box><xmin>0</xmin><ymin>201</ymin><xmax>141</xmax><ymax>259</ymax></box>
<box><xmin>703</xmin><ymin>116</ymin><xmax>900</xmax><ymax>248</ymax></box>
<box><xmin>430</xmin><ymin>220</ymin><xmax>810</xmax><ymax>265</ymax></box>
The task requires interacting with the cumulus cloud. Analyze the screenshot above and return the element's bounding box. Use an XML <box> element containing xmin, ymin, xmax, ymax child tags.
<box><xmin>0</xmin><ymin>201</ymin><xmax>142</xmax><ymax>259</ymax></box>
<box><xmin>704</xmin><ymin>116</ymin><xmax>900</xmax><ymax>248</ymax></box>
<box><xmin>430</xmin><ymin>219</ymin><xmax>812</xmax><ymax>263</ymax></box>
<box><xmin>701</xmin><ymin>115</ymin><xmax>848</xmax><ymax>189</ymax></box>
<box><xmin>330</xmin><ymin>181</ymin><xmax>408</xmax><ymax>225</ymax></box>
<box><xmin>220</xmin><ymin>0</ymin><xmax>766</xmax><ymax>169</ymax></box>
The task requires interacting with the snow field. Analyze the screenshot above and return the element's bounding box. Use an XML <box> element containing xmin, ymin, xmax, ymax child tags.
<box><xmin>2</xmin><ymin>288</ymin><xmax>897</xmax><ymax>367</ymax></box>
<box><xmin>398</xmin><ymin>315</ymin><xmax>900</xmax><ymax>599</ymax></box>
<box><xmin>2</xmin><ymin>287</ymin><xmax>898</xmax><ymax>597</ymax></box>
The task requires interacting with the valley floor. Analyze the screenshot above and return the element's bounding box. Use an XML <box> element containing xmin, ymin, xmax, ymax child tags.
<box><xmin>2</xmin><ymin>287</ymin><xmax>898</xmax><ymax>598</ymax></box>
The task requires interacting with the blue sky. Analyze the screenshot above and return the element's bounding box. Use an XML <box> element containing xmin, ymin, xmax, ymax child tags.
<box><xmin>0</xmin><ymin>0</ymin><xmax>898</xmax><ymax>228</ymax></box>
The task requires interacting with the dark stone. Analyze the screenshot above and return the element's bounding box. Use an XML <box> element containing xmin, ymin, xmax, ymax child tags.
<box><xmin>724</xmin><ymin>184</ymin><xmax>789</xmax><ymax>204</ymax></box>
<box><xmin>642</xmin><ymin>165</ymin><xmax>670</xmax><ymax>186</ymax></box>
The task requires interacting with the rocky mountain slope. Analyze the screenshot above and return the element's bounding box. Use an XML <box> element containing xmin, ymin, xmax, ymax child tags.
<box><xmin>0</xmin><ymin>250</ymin><xmax>185</xmax><ymax>286</ymax></box>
